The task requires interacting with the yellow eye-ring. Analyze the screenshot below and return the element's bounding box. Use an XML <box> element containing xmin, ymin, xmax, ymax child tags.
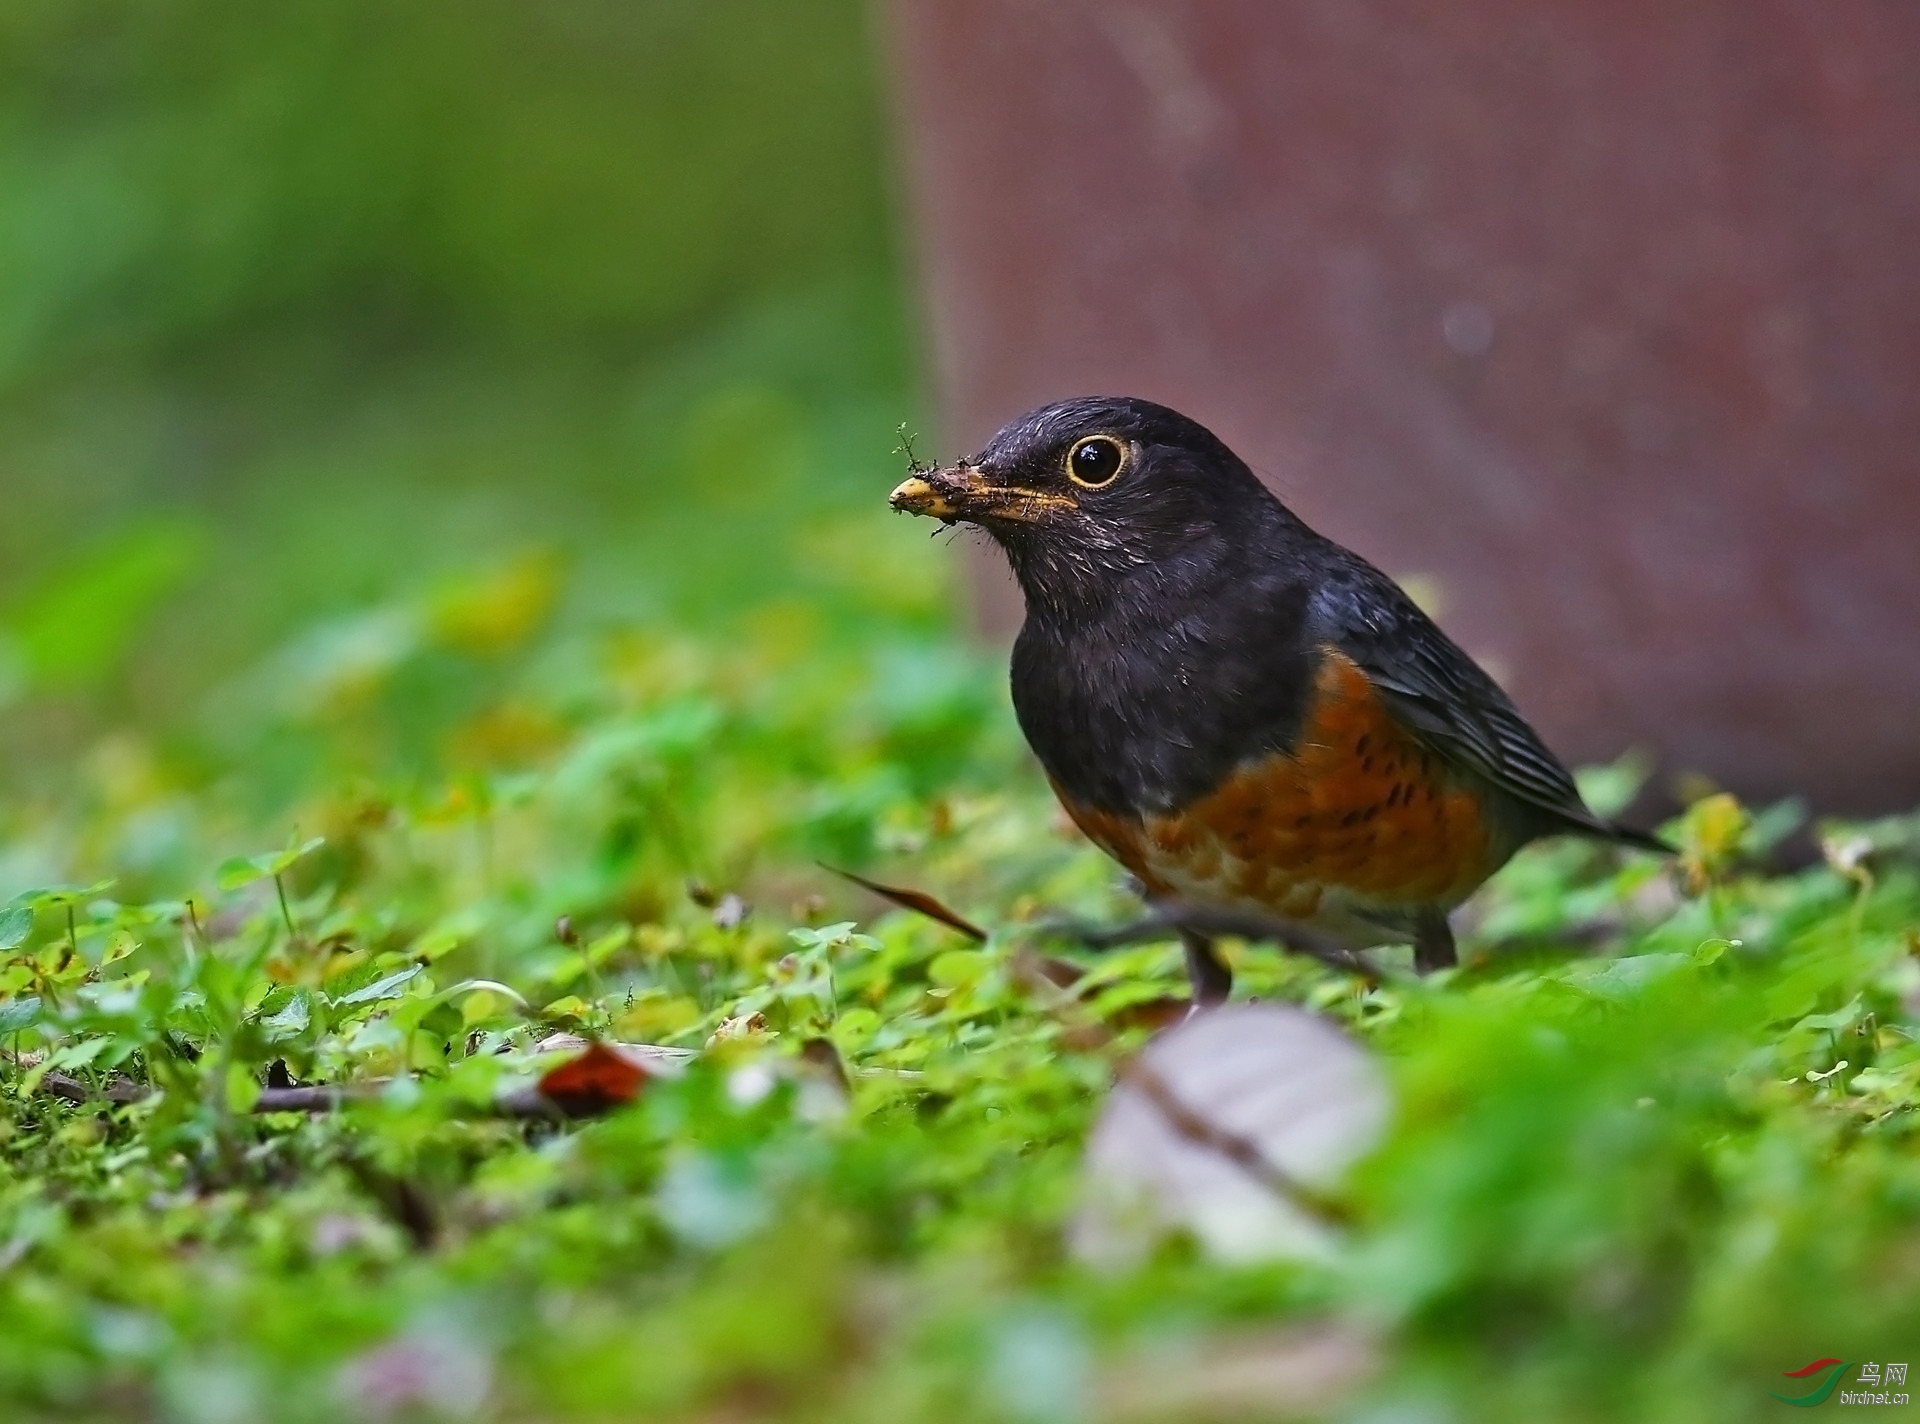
<box><xmin>1065</xmin><ymin>435</ymin><xmax>1126</xmax><ymax>488</ymax></box>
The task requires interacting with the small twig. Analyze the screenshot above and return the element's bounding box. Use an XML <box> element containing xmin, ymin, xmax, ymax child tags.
<box><xmin>1129</xmin><ymin>1060</ymin><xmax>1352</xmax><ymax>1225</ymax></box>
<box><xmin>183</xmin><ymin>899</ymin><xmax>208</xmax><ymax>962</ymax></box>
<box><xmin>258</xmin><ymin>1083</ymin><xmax>375</xmax><ymax>1112</ymax></box>
<box><xmin>894</xmin><ymin>423</ymin><xmax>930</xmax><ymax>474</ymax></box>
<box><xmin>272</xmin><ymin>872</ymin><xmax>299</xmax><ymax>945</ymax></box>
<box><xmin>41</xmin><ymin>1072</ymin><xmax>146</xmax><ymax>1106</ymax></box>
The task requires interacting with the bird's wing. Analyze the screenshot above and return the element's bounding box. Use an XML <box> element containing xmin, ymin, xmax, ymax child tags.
<box><xmin>1306</xmin><ymin>559</ymin><xmax>1665</xmax><ymax>850</ymax></box>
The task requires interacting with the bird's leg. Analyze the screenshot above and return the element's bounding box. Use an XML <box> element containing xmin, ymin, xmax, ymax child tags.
<box><xmin>1180</xmin><ymin>928</ymin><xmax>1233</xmax><ymax>1008</ymax></box>
<box><xmin>1040</xmin><ymin>900</ymin><xmax>1378</xmax><ymax>980</ymax></box>
<box><xmin>1413</xmin><ymin>911</ymin><xmax>1457</xmax><ymax>973</ymax></box>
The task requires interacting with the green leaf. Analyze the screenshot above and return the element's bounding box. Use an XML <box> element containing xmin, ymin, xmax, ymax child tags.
<box><xmin>260</xmin><ymin>993</ymin><xmax>311</xmax><ymax>1039</ymax></box>
<box><xmin>830</xmin><ymin>1006</ymin><xmax>880</xmax><ymax>1053</ymax></box>
<box><xmin>1691</xmin><ymin>937</ymin><xmax>1733</xmax><ymax>967</ymax></box>
<box><xmin>226</xmin><ymin>1061</ymin><xmax>262</xmax><ymax>1114</ymax></box>
<box><xmin>332</xmin><ymin>965</ymin><xmax>423</xmax><ymax>1007</ymax></box>
<box><xmin>217</xmin><ymin>837</ymin><xmax>325</xmax><ymax>892</ymax></box>
<box><xmin>48</xmin><ymin>1038</ymin><xmax>111</xmax><ymax>1073</ymax></box>
<box><xmin>0</xmin><ymin>905</ymin><xmax>32</xmax><ymax>951</ymax></box>
<box><xmin>264</xmin><ymin>836</ymin><xmax>326</xmax><ymax>875</ymax></box>
<box><xmin>13</xmin><ymin>881</ymin><xmax>116</xmax><ymax>910</ymax></box>
<box><xmin>928</xmin><ymin>949</ymin><xmax>992</xmax><ymax>989</ymax></box>
<box><xmin>0</xmin><ymin>995</ymin><xmax>43</xmax><ymax>1034</ymax></box>
<box><xmin>216</xmin><ymin>857</ymin><xmax>272</xmax><ymax>892</ymax></box>
<box><xmin>408</xmin><ymin>926</ymin><xmax>469</xmax><ymax>962</ymax></box>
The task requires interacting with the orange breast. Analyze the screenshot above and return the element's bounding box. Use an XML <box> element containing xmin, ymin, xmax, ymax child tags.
<box><xmin>1056</xmin><ymin>649</ymin><xmax>1504</xmax><ymax>921</ymax></box>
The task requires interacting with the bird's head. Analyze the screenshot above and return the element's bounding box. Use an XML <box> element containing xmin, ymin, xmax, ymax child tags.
<box><xmin>889</xmin><ymin>395</ymin><xmax>1284</xmax><ymax>615</ymax></box>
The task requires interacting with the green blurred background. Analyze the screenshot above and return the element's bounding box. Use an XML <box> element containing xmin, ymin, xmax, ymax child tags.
<box><xmin>0</xmin><ymin>0</ymin><xmax>928</xmax><ymax>811</ymax></box>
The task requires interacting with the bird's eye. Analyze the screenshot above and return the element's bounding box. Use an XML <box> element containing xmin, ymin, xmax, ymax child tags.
<box><xmin>1065</xmin><ymin>435</ymin><xmax>1126</xmax><ymax>489</ymax></box>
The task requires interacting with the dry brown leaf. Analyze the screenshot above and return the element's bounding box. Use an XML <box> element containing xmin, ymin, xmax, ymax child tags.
<box><xmin>819</xmin><ymin>864</ymin><xmax>988</xmax><ymax>941</ymax></box>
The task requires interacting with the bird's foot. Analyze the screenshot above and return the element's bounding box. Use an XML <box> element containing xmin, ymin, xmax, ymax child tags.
<box><xmin>1039</xmin><ymin>900</ymin><xmax>1380</xmax><ymax>982</ymax></box>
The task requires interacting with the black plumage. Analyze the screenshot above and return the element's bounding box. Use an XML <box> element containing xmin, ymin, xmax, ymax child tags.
<box><xmin>889</xmin><ymin>395</ymin><xmax>1666</xmax><ymax>987</ymax></box>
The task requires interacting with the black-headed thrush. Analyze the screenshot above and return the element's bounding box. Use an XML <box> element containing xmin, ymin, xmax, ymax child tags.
<box><xmin>890</xmin><ymin>395</ymin><xmax>1664</xmax><ymax>1003</ymax></box>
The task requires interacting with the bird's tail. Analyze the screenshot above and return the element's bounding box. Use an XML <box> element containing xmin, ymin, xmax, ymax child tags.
<box><xmin>1599</xmin><ymin>819</ymin><xmax>1674</xmax><ymax>855</ymax></box>
<box><xmin>1549</xmin><ymin>806</ymin><xmax>1674</xmax><ymax>855</ymax></box>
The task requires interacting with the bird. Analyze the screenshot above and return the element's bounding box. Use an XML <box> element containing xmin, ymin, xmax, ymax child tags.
<box><xmin>888</xmin><ymin>395</ymin><xmax>1666</xmax><ymax>1004</ymax></box>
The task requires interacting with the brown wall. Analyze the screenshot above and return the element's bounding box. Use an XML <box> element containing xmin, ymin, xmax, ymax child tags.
<box><xmin>890</xmin><ymin>0</ymin><xmax>1920</xmax><ymax>813</ymax></box>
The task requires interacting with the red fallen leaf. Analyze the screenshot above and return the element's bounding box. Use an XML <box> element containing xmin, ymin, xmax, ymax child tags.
<box><xmin>819</xmin><ymin>864</ymin><xmax>987</xmax><ymax>942</ymax></box>
<box><xmin>537</xmin><ymin>1041</ymin><xmax>650</xmax><ymax>1115</ymax></box>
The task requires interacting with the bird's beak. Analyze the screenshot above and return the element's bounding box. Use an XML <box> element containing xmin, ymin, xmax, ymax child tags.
<box><xmin>888</xmin><ymin>473</ymin><xmax>959</xmax><ymax>520</ymax></box>
<box><xmin>888</xmin><ymin>462</ymin><xmax>1075</xmax><ymax>524</ymax></box>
